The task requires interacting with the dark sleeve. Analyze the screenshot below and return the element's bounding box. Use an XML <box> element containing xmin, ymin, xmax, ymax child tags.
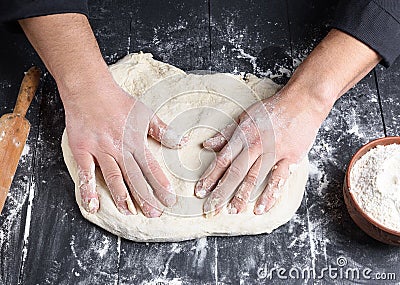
<box><xmin>332</xmin><ymin>0</ymin><xmax>400</xmax><ymax>67</ymax></box>
<box><xmin>0</xmin><ymin>0</ymin><xmax>88</xmax><ymax>23</ymax></box>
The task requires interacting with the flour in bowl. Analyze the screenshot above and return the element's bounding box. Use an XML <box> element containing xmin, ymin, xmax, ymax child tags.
<box><xmin>350</xmin><ymin>143</ymin><xmax>400</xmax><ymax>232</ymax></box>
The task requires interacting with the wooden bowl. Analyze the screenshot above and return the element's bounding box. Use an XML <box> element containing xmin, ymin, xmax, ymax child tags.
<box><xmin>343</xmin><ymin>136</ymin><xmax>400</xmax><ymax>245</ymax></box>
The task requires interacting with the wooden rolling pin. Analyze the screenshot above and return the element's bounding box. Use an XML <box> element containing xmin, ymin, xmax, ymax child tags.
<box><xmin>0</xmin><ymin>67</ymin><xmax>41</xmax><ymax>214</ymax></box>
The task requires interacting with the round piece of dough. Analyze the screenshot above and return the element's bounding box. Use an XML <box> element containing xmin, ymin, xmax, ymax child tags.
<box><xmin>61</xmin><ymin>53</ymin><xmax>309</xmax><ymax>242</ymax></box>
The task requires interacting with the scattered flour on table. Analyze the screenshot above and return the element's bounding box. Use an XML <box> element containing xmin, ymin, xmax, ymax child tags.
<box><xmin>350</xmin><ymin>144</ymin><xmax>400</xmax><ymax>231</ymax></box>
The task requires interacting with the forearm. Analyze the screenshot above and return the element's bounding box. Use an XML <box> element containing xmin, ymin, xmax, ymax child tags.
<box><xmin>282</xmin><ymin>29</ymin><xmax>381</xmax><ymax>119</ymax></box>
<box><xmin>19</xmin><ymin>13</ymin><xmax>114</xmax><ymax>97</ymax></box>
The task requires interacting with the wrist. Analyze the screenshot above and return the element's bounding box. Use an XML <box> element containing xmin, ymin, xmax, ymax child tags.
<box><xmin>56</xmin><ymin>65</ymin><xmax>117</xmax><ymax>102</ymax></box>
<box><xmin>19</xmin><ymin>13</ymin><xmax>116</xmax><ymax>101</ymax></box>
<box><xmin>279</xmin><ymin>76</ymin><xmax>337</xmax><ymax>122</ymax></box>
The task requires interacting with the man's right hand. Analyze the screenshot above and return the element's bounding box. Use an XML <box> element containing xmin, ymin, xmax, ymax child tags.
<box><xmin>19</xmin><ymin>13</ymin><xmax>190</xmax><ymax>217</ymax></box>
<box><xmin>62</xmin><ymin>79</ymin><xmax>187</xmax><ymax>217</ymax></box>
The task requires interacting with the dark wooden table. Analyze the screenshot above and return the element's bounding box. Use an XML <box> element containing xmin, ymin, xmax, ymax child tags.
<box><xmin>1</xmin><ymin>1</ymin><xmax>400</xmax><ymax>284</ymax></box>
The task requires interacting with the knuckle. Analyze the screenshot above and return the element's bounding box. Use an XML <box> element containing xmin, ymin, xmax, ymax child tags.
<box><xmin>126</xmin><ymin>169</ymin><xmax>141</xmax><ymax>184</ymax></box>
<box><xmin>248</xmin><ymin>139</ymin><xmax>262</xmax><ymax>151</ymax></box>
<box><xmin>231</xmin><ymin>198</ymin><xmax>245</xmax><ymax>211</ymax></box>
<box><xmin>209</xmin><ymin>191</ymin><xmax>225</xmax><ymax>204</ymax></box>
<box><xmin>144</xmin><ymin>152</ymin><xmax>161</xmax><ymax>173</ymax></box>
<box><xmin>269</xmin><ymin>173</ymin><xmax>286</xmax><ymax>187</ymax></box>
<box><xmin>146</xmin><ymin>160</ymin><xmax>162</xmax><ymax>175</ymax></box>
<box><xmin>216</xmin><ymin>154</ymin><xmax>230</xmax><ymax>168</ymax></box>
<box><xmin>234</xmin><ymin>190</ymin><xmax>248</xmax><ymax>204</ymax></box>
<box><xmin>78</xmin><ymin>168</ymin><xmax>93</xmax><ymax>179</ymax></box>
<box><xmin>232</xmin><ymin>196</ymin><xmax>243</xmax><ymax>204</ymax></box>
<box><xmin>97</xmin><ymin>136</ymin><xmax>114</xmax><ymax>149</ymax></box>
<box><xmin>104</xmin><ymin>170</ymin><xmax>122</xmax><ymax>186</ymax></box>
<box><xmin>71</xmin><ymin>141</ymin><xmax>91</xmax><ymax>156</ymax></box>
<box><xmin>245</xmin><ymin>171</ymin><xmax>258</xmax><ymax>186</ymax></box>
<box><xmin>259</xmin><ymin>191</ymin><xmax>271</xmax><ymax>203</ymax></box>
<box><xmin>228</xmin><ymin>164</ymin><xmax>242</xmax><ymax>177</ymax></box>
<box><xmin>114</xmin><ymin>193</ymin><xmax>128</xmax><ymax>203</ymax></box>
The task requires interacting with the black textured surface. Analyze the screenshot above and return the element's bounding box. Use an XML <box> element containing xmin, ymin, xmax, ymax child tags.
<box><xmin>1</xmin><ymin>0</ymin><xmax>400</xmax><ymax>284</ymax></box>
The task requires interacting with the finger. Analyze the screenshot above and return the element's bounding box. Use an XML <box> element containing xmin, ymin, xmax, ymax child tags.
<box><xmin>195</xmin><ymin>137</ymin><xmax>243</xmax><ymax>198</ymax></box>
<box><xmin>203</xmin><ymin>148</ymin><xmax>258</xmax><ymax>216</ymax></box>
<box><xmin>248</xmin><ymin>152</ymin><xmax>276</xmax><ymax>202</ymax></box>
<box><xmin>203</xmin><ymin>121</ymin><xmax>237</xmax><ymax>152</ymax></box>
<box><xmin>148</xmin><ymin>114</ymin><xmax>189</xmax><ymax>149</ymax></box>
<box><xmin>229</xmin><ymin>153</ymin><xmax>275</xmax><ymax>214</ymax></box>
<box><xmin>254</xmin><ymin>160</ymin><xmax>291</xmax><ymax>215</ymax></box>
<box><xmin>75</xmin><ymin>152</ymin><xmax>99</xmax><ymax>214</ymax></box>
<box><xmin>97</xmin><ymin>154</ymin><xmax>135</xmax><ymax>215</ymax></box>
<box><xmin>123</xmin><ymin>151</ymin><xmax>163</xmax><ymax>218</ymax></box>
<box><xmin>228</xmin><ymin>155</ymin><xmax>262</xmax><ymax>214</ymax></box>
<box><xmin>135</xmin><ymin>146</ymin><xmax>176</xmax><ymax>207</ymax></box>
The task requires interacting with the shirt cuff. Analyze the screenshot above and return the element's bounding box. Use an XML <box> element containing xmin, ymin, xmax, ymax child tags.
<box><xmin>332</xmin><ymin>0</ymin><xmax>400</xmax><ymax>67</ymax></box>
<box><xmin>0</xmin><ymin>0</ymin><xmax>89</xmax><ymax>23</ymax></box>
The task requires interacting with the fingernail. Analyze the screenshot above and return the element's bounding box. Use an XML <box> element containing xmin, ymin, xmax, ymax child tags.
<box><xmin>204</xmin><ymin>136</ymin><xmax>225</xmax><ymax>149</ymax></box>
<box><xmin>118</xmin><ymin>206</ymin><xmax>132</xmax><ymax>215</ymax></box>
<box><xmin>204</xmin><ymin>196</ymin><xmax>221</xmax><ymax>218</ymax></box>
<box><xmin>204</xmin><ymin>209</ymin><xmax>214</xmax><ymax>219</ymax></box>
<box><xmin>203</xmin><ymin>138</ymin><xmax>213</xmax><ymax>148</ymax></box>
<box><xmin>163</xmin><ymin>128</ymin><xmax>188</xmax><ymax>148</ymax></box>
<box><xmin>255</xmin><ymin>204</ymin><xmax>265</xmax><ymax>215</ymax></box>
<box><xmin>203</xmin><ymin>200</ymin><xmax>212</xmax><ymax>217</ymax></box>
<box><xmin>180</xmin><ymin>133</ymin><xmax>190</xmax><ymax>146</ymax></box>
<box><xmin>164</xmin><ymin>185</ymin><xmax>176</xmax><ymax>207</ymax></box>
<box><xmin>166</xmin><ymin>184</ymin><xmax>175</xmax><ymax>194</ymax></box>
<box><xmin>165</xmin><ymin>195</ymin><xmax>176</xmax><ymax>207</ymax></box>
<box><xmin>87</xmin><ymin>198</ymin><xmax>99</xmax><ymax>213</ymax></box>
<box><xmin>149</xmin><ymin>208</ymin><xmax>162</xmax><ymax>218</ymax></box>
<box><xmin>228</xmin><ymin>203</ymin><xmax>238</xmax><ymax>214</ymax></box>
<box><xmin>196</xmin><ymin>188</ymin><xmax>207</xmax><ymax>198</ymax></box>
<box><xmin>126</xmin><ymin>198</ymin><xmax>137</xmax><ymax>215</ymax></box>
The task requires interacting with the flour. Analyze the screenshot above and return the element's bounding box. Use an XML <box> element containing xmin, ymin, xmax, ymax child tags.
<box><xmin>350</xmin><ymin>144</ymin><xmax>400</xmax><ymax>231</ymax></box>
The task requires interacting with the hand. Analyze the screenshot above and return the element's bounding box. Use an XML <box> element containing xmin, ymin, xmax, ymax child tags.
<box><xmin>18</xmin><ymin>14</ymin><xmax>190</xmax><ymax>218</ymax></box>
<box><xmin>62</xmin><ymin>80</ymin><xmax>187</xmax><ymax>217</ymax></box>
<box><xmin>195</xmin><ymin>89</ymin><xmax>324</xmax><ymax>216</ymax></box>
<box><xmin>193</xmin><ymin>28</ymin><xmax>381</xmax><ymax>216</ymax></box>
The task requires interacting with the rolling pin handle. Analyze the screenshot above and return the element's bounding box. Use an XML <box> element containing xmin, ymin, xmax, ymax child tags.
<box><xmin>13</xmin><ymin>66</ymin><xmax>41</xmax><ymax>118</ymax></box>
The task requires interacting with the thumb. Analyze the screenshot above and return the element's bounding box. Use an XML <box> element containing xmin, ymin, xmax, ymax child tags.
<box><xmin>203</xmin><ymin>121</ymin><xmax>237</xmax><ymax>152</ymax></box>
<box><xmin>148</xmin><ymin>114</ymin><xmax>189</xmax><ymax>149</ymax></box>
<box><xmin>73</xmin><ymin>151</ymin><xmax>99</xmax><ymax>214</ymax></box>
